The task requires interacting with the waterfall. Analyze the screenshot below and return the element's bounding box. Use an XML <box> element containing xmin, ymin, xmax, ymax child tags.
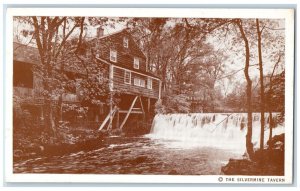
<box><xmin>147</xmin><ymin>113</ymin><xmax>284</xmax><ymax>154</ymax></box>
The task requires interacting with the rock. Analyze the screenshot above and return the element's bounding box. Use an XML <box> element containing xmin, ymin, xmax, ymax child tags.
<box><xmin>13</xmin><ymin>149</ymin><xmax>23</xmax><ymax>158</ymax></box>
<box><xmin>129</xmin><ymin>156</ymin><xmax>147</xmax><ymax>165</ymax></box>
<box><xmin>221</xmin><ymin>159</ymin><xmax>258</xmax><ymax>175</ymax></box>
<box><xmin>39</xmin><ymin>145</ymin><xmax>45</xmax><ymax>152</ymax></box>
<box><xmin>267</xmin><ymin>133</ymin><xmax>284</xmax><ymax>150</ymax></box>
<box><xmin>222</xmin><ymin>149</ymin><xmax>284</xmax><ymax>175</ymax></box>
<box><xmin>168</xmin><ymin>170</ymin><xmax>179</xmax><ymax>175</ymax></box>
<box><xmin>222</xmin><ymin>133</ymin><xmax>285</xmax><ymax>176</ymax></box>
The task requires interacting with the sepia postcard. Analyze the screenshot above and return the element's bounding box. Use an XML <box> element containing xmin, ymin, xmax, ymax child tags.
<box><xmin>4</xmin><ymin>8</ymin><xmax>294</xmax><ymax>184</ymax></box>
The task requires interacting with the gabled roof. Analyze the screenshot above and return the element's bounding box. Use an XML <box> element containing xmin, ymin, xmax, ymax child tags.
<box><xmin>97</xmin><ymin>29</ymin><xmax>126</xmax><ymax>40</ymax></box>
<box><xmin>13</xmin><ymin>42</ymin><xmax>87</xmax><ymax>75</ymax></box>
<box><xmin>13</xmin><ymin>42</ymin><xmax>40</xmax><ymax>64</ymax></box>
<box><xmin>90</xmin><ymin>29</ymin><xmax>146</xmax><ymax>59</ymax></box>
<box><xmin>90</xmin><ymin>29</ymin><xmax>159</xmax><ymax>78</ymax></box>
<box><xmin>13</xmin><ymin>30</ymin><xmax>160</xmax><ymax>79</ymax></box>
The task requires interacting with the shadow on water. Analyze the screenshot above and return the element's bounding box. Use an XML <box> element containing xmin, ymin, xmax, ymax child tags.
<box><xmin>13</xmin><ymin>135</ymin><xmax>240</xmax><ymax>175</ymax></box>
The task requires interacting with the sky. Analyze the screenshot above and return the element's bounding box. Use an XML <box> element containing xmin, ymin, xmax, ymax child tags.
<box><xmin>206</xmin><ymin>19</ymin><xmax>285</xmax><ymax>95</ymax></box>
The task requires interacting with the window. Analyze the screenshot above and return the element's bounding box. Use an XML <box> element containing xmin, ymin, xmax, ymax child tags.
<box><xmin>140</xmin><ymin>79</ymin><xmax>145</xmax><ymax>87</ymax></box>
<box><xmin>147</xmin><ymin>77</ymin><xmax>152</xmax><ymax>89</ymax></box>
<box><xmin>124</xmin><ymin>70</ymin><xmax>131</xmax><ymax>84</ymax></box>
<box><xmin>123</xmin><ymin>37</ymin><xmax>129</xmax><ymax>48</ymax></box>
<box><xmin>134</xmin><ymin>57</ymin><xmax>139</xmax><ymax>69</ymax></box>
<box><xmin>134</xmin><ymin>78</ymin><xmax>139</xmax><ymax>86</ymax></box>
<box><xmin>110</xmin><ymin>49</ymin><xmax>117</xmax><ymax>62</ymax></box>
<box><xmin>13</xmin><ymin>61</ymin><xmax>33</xmax><ymax>88</ymax></box>
<box><xmin>134</xmin><ymin>78</ymin><xmax>145</xmax><ymax>87</ymax></box>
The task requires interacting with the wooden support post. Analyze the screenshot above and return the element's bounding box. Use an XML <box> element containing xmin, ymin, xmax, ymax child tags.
<box><xmin>146</xmin><ymin>98</ymin><xmax>150</xmax><ymax>122</ymax></box>
<box><xmin>139</xmin><ymin>96</ymin><xmax>145</xmax><ymax>114</ymax></box>
<box><xmin>40</xmin><ymin>105</ymin><xmax>45</xmax><ymax>127</ymax></box>
<box><xmin>41</xmin><ymin>105</ymin><xmax>44</xmax><ymax>119</ymax></box>
<box><xmin>108</xmin><ymin>64</ymin><xmax>114</xmax><ymax>130</ymax></box>
<box><xmin>98</xmin><ymin>106</ymin><xmax>116</xmax><ymax>131</ymax></box>
<box><xmin>109</xmin><ymin>65</ymin><xmax>114</xmax><ymax>91</ymax></box>
<box><xmin>108</xmin><ymin>106</ymin><xmax>117</xmax><ymax>130</ymax></box>
<box><xmin>147</xmin><ymin>98</ymin><xmax>150</xmax><ymax>113</ymax></box>
<box><xmin>139</xmin><ymin>96</ymin><xmax>145</xmax><ymax>123</ymax></box>
<box><xmin>119</xmin><ymin>110</ymin><xmax>143</xmax><ymax>114</ymax></box>
<box><xmin>98</xmin><ymin>112</ymin><xmax>111</xmax><ymax>131</ymax></box>
<box><xmin>158</xmin><ymin>80</ymin><xmax>162</xmax><ymax>100</ymax></box>
<box><xmin>108</xmin><ymin>92</ymin><xmax>113</xmax><ymax>130</ymax></box>
<box><xmin>120</xmin><ymin>96</ymin><xmax>138</xmax><ymax>130</ymax></box>
<box><xmin>60</xmin><ymin>103</ymin><xmax>63</xmax><ymax>121</ymax></box>
<box><xmin>116</xmin><ymin>108</ymin><xmax>120</xmax><ymax>129</ymax></box>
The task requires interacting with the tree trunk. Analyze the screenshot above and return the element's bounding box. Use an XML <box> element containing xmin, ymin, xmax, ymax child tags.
<box><xmin>268</xmin><ymin>111</ymin><xmax>273</xmax><ymax>149</ymax></box>
<box><xmin>49</xmin><ymin>104</ymin><xmax>57</xmax><ymax>137</ymax></box>
<box><xmin>236</xmin><ymin>19</ymin><xmax>255</xmax><ymax>159</ymax></box>
<box><xmin>268</xmin><ymin>54</ymin><xmax>281</xmax><ymax>148</ymax></box>
<box><xmin>256</xmin><ymin>19</ymin><xmax>265</xmax><ymax>151</ymax></box>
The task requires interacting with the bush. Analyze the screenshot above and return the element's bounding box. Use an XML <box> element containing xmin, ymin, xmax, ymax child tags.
<box><xmin>155</xmin><ymin>93</ymin><xmax>191</xmax><ymax>114</ymax></box>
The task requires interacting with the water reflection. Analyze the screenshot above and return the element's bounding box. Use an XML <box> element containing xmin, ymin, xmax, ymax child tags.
<box><xmin>13</xmin><ymin>136</ymin><xmax>240</xmax><ymax>175</ymax></box>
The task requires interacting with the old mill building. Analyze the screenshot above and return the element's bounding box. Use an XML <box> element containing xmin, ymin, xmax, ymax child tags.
<box><xmin>13</xmin><ymin>28</ymin><xmax>162</xmax><ymax>133</ymax></box>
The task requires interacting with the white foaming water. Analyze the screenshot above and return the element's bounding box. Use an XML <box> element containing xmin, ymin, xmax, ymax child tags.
<box><xmin>147</xmin><ymin>113</ymin><xmax>284</xmax><ymax>154</ymax></box>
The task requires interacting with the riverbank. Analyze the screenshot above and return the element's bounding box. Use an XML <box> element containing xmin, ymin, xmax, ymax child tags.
<box><xmin>13</xmin><ymin>125</ymin><xmax>107</xmax><ymax>162</ymax></box>
<box><xmin>221</xmin><ymin>133</ymin><xmax>284</xmax><ymax>175</ymax></box>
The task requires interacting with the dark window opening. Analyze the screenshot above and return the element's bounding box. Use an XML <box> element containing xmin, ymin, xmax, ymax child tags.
<box><xmin>13</xmin><ymin>61</ymin><xmax>33</xmax><ymax>88</ymax></box>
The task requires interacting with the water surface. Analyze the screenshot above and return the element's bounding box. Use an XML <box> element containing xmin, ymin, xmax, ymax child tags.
<box><xmin>14</xmin><ymin>136</ymin><xmax>240</xmax><ymax>175</ymax></box>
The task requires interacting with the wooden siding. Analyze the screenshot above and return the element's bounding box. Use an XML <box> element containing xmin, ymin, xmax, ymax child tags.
<box><xmin>112</xmin><ymin>67</ymin><xmax>159</xmax><ymax>99</ymax></box>
<box><xmin>14</xmin><ymin>87</ymin><xmax>34</xmax><ymax>97</ymax></box>
<box><xmin>93</xmin><ymin>30</ymin><xmax>147</xmax><ymax>72</ymax></box>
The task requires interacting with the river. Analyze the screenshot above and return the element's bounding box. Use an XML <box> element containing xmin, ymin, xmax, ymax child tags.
<box><xmin>13</xmin><ymin>113</ymin><xmax>284</xmax><ymax>175</ymax></box>
<box><xmin>13</xmin><ymin>136</ymin><xmax>241</xmax><ymax>175</ymax></box>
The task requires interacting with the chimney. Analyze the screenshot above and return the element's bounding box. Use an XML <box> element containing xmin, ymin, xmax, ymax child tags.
<box><xmin>97</xmin><ymin>27</ymin><xmax>104</xmax><ymax>38</ymax></box>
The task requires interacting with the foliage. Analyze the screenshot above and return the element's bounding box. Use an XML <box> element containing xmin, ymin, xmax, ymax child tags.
<box><xmin>14</xmin><ymin>17</ymin><xmax>285</xmax><ymax>139</ymax></box>
<box><xmin>265</xmin><ymin>71</ymin><xmax>285</xmax><ymax>123</ymax></box>
<box><xmin>154</xmin><ymin>99</ymin><xmax>166</xmax><ymax>114</ymax></box>
<box><xmin>155</xmin><ymin>93</ymin><xmax>190</xmax><ymax>114</ymax></box>
<box><xmin>13</xmin><ymin>17</ymin><xmax>114</xmax><ymax>133</ymax></box>
<box><xmin>129</xmin><ymin>18</ymin><xmax>227</xmax><ymax>113</ymax></box>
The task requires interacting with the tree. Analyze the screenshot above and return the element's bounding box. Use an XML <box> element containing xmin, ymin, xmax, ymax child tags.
<box><xmin>130</xmin><ymin>18</ymin><xmax>231</xmax><ymax>113</ymax></box>
<box><xmin>14</xmin><ymin>16</ymin><xmax>112</xmax><ymax>136</ymax></box>
<box><xmin>259</xmin><ymin>20</ymin><xmax>285</xmax><ymax>146</ymax></box>
<box><xmin>223</xmin><ymin>81</ymin><xmax>247</xmax><ymax>112</ymax></box>
<box><xmin>267</xmin><ymin>55</ymin><xmax>282</xmax><ymax>146</ymax></box>
<box><xmin>256</xmin><ymin>19</ymin><xmax>266</xmax><ymax>151</ymax></box>
<box><xmin>190</xmin><ymin>49</ymin><xmax>228</xmax><ymax>112</ymax></box>
<box><xmin>128</xmin><ymin>18</ymin><xmax>168</xmax><ymax>72</ymax></box>
<box><xmin>15</xmin><ymin>16</ymin><xmax>85</xmax><ymax>134</ymax></box>
<box><xmin>234</xmin><ymin>19</ymin><xmax>255</xmax><ymax>159</ymax></box>
<box><xmin>255</xmin><ymin>19</ymin><xmax>285</xmax><ymax>151</ymax></box>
